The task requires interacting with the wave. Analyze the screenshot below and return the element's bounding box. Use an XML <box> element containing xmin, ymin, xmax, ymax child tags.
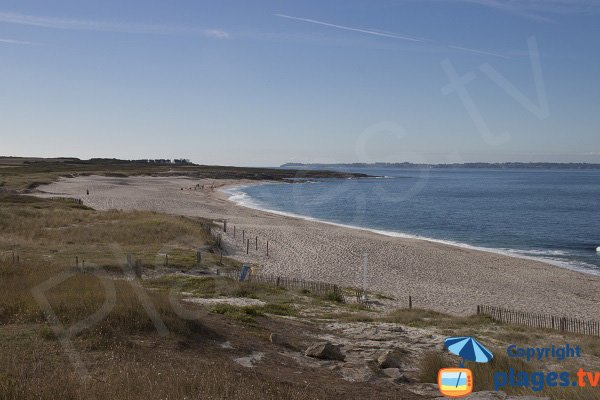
<box><xmin>222</xmin><ymin>185</ymin><xmax>600</xmax><ymax>277</ymax></box>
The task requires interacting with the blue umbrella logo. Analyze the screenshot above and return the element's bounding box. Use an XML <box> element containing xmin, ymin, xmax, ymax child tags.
<box><xmin>445</xmin><ymin>336</ymin><xmax>493</xmax><ymax>366</ymax></box>
<box><xmin>444</xmin><ymin>336</ymin><xmax>493</xmax><ymax>391</ymax></box>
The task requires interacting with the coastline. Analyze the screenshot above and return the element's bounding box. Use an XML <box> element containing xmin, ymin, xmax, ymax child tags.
<box><xmin>223</xmin><ymin>183</ymin><xmax>600</xmax><ymax>277</ymax></box>
<box><xmin>35</xmin><ymin>175</ymin><xmax>600</xmax><ymax>319</ymax></box>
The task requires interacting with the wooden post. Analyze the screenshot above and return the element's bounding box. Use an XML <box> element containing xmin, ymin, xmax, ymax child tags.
<box><xmin>246</xmin><ymin>239</ymin><xmax>249</xmax><ymax>254</ymax></box>
<box><xmin>196</xmin><ymin>250</ymin><xmax>202</xmax><ymax>266</ymax></box>
<box><xmin>409</xmin><ymin>296</ymin><xmax>413</xmax><ymax>309</ymax></box>
<box><xmin>165</xmin><ymin>254</ymin><xmax>169</xmax><ymax>267</ymax></box>
<box><xmin>255</xmin><ymin>236</ymin><xmax>258</xmax><ymax>251</ymax></box>
<box><xmin>242</xmin><ymin>230</ymin><xmax>245</xmax><ymax>243</ymax></box>
<box><xmin>134</xmin><ymin>259</ymin><xmax>142</xmax><ymax>279</ymax></box>
<box><xmin>266</xmin><ymin>241</ymin><xmax>269</xmax><ymax>256</ymax></box>
<box><xmin>223</xmin><ymin>220</ymin><xmax>227</xmax><ymax>233</ymax></box>
<box><xmin>362</xmin><ymin>253</ymin><xmax>368</xmax><ymax>302</ymax></box>
<box><xmin>234</xmin><ymin>226</ymin><xmax>236</xmax><ymax>238</ymax></box>
<box><xmin>12</xmin><ymin>250</ymin><xmax>15</xmax><ymax>265</ymax></box>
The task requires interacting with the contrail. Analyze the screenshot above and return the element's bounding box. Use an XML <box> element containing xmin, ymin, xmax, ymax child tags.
<box><xmin>275</xmin><ymin>13</ymin><xmax>423</xmax><ymax>42</ymax></box>
<box><xmin>448</xmin><ymin>45</ymin><xmax>509</xmax><ymax>59</ymax></box>
<box><xmin>276</xmin><ymin>13</ymin><xmax>509</xmax><ymax>59</ymax></box>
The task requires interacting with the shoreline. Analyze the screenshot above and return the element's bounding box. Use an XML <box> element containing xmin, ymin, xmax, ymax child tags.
<box><xmin>222</xmin><ymin>183</ymin><xmax>600</xmax><ymax>277</ymax></box>
<box><xmin>34</xmin><ymin>175</ymin><xmax>600</xmax><ymax>319</ymax></box>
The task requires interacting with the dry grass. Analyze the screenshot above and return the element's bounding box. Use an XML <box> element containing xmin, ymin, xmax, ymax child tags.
<box><xmin>1</xmin><ymin>193</ymin><xmax>374</xmax><ymax>400</ymax></box>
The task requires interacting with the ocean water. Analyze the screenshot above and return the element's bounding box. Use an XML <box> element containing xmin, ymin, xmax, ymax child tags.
<box><xmin>227</xmin><ymin>167</ymin><xmax>600</xmax><ymax>275</ymax></box>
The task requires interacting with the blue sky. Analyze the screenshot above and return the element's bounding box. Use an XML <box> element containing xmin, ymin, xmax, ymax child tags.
<box><xmin>1</xmin><ymin>0</ymin><xmax>599</xmax><ymax>166</ymax></box>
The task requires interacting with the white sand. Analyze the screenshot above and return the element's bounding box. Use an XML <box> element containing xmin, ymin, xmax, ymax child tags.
<box><xmin>36</xmin><ymin>175</ymin><xmax>600</xmax><ymax>318</ymax></box>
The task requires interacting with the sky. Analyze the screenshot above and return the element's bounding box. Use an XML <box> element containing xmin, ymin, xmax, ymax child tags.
<box><xmin>1</xmin><ymin>0</ymin><xmax>599</xmax><ymax>166</ymax></box>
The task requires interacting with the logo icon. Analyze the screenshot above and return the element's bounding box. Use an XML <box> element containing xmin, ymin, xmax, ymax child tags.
<box><xmin>438</xmin><ymin>368</ymin><xmax>473</xmax><ymax>398</ymax></box>
<box><xmin>438</xmin><ymin>336</ymin><xmax>494</xmax><ymax>398</ymax></box>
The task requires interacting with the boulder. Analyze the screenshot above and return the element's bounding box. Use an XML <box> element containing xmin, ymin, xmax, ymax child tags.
<box><xmin>382</xmin><ymin>368</ymin><xmax>402</xmax><ymax>379</ymax></box>
<box><xmin>377</xmin><ymin>349</ymin><xmax>404</xmax><ymax>369</ymax></box>
<box><xmin>305</xmin><ymin>342</ymin><xmax>345</xmax><ymax>361</ymax></box>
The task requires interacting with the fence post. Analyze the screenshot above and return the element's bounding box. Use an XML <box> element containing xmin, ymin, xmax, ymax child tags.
<box><xmin>255</xmin><ymin>236</ymin><xmax>258</xmax><ymax>251</ymax></box>
<box><xmin>242</xmin><ymin>230</ymin><xmax>245</xmax><ymax>243</ymax></box>
<box><xmin>165</xmin><ymin>254</ymin><xmax>169</xmax><ymax>267</ymax></box>
<box><xmin>266</xmin><ymin>241</ymin><xmax>269</xmax><ymax>256</ymax></box>
<box><xmin>409</xmin><ymin>296</ymin><xmax>413</xmax><ymax>309</ymax></box>
<box><xmin>134</xmin><ymin>259</ymin><xmax>142</xmax><ymax>279</ymax></box>
<box><xmin>197</xmin><ymin>250</ymin><xmax>202</xmax><ymax>266</ymax></box>
<box><xmin>246</xmin><ymin>239</ymin><xmax>250</xmax><ymax>254</ymax></box>
<box><xmin>234</xmin><ymin>225</ymin><xmax>236</xmax><ymax>238</ymax></box>
<box><xmin>223</xmin><ymin>220</ymin><xmax>227</xmax><ymax>233</ymax></box>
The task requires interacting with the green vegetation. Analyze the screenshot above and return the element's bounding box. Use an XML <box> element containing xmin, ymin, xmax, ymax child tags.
<box><xmin>0</xmin><ymin>157</ymin><xmax>368</xmax><ymax>191</ymax></box>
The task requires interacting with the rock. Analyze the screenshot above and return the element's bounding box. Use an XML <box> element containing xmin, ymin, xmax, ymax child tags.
<box><xmin>377</xmin><ymin>349</ymin><xmax>404</xmax><ymax>369</ymax></box>
<box><xmin>233</xmin><ymin>352</ymin><xmax>264</xmax><ymax>368</ymax></box>
<box><xmin>382</xmin><ymin>368</ymin><xmax>412</xmax><ymax>383</ymax></box>
<box><xmin>305</xmin><ymin>342</ymin><xmax>345</xmax><ymax>361</ymax></box>
<box><xmin>382</xmin><ymin>368</ymin><xmax>402</xmax><ymax>379</ymax></box>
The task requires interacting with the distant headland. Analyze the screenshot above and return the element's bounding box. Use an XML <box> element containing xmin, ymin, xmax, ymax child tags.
<box><xmin>281</xmin><ymin>162</ymin><xmax>600</xmax><ymax>170</ymax></box>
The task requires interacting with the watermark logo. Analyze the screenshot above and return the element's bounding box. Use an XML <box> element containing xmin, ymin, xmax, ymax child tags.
<box><xmin>438</xmin><ymin>368</ymin><xmax>474</xmax><ymax>398</ymax></box>
<box><xmin>438</xmin><ymin>336</ymin><xmax>494</xmax><ymax>398</ymax></box>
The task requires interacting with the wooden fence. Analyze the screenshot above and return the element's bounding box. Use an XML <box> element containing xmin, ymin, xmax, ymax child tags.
<box><xmin>477</xmin><ymin>305</ymin><xmax>600</xmax><ymax>337</ymax></box>
<box><xmin>221</xmin><ymin>270</ymin><xmax>342</xmax><ymax>299</ymax></box>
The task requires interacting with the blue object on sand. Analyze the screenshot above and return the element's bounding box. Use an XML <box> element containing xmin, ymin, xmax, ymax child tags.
<box><xmin>239</xmin><ymin>265</ymin><xmax>251</xmax><ymax>282</ymax></box>
<box><xmin>444</xmin><ymin>336</ymin><xmax>493</xmax><ymax>364</ymax></box>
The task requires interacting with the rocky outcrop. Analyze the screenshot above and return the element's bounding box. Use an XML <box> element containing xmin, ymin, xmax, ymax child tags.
<box><xmin>305</xmin><ymin>342</ymin><xmax>346</xmax><ymax>361</ymax></box>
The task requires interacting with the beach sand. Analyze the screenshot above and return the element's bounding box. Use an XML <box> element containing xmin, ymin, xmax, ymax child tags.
<box><xmin>36</xmin><ymin>175</ymin><xmax>600</xmax><ymax>318</ymax></box>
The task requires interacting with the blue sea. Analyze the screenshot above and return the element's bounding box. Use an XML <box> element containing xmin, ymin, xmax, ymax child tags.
<box><xmin>226</xmin><ymin>167</ymin><xmax>600</xmax><ymax>275</ymax></box>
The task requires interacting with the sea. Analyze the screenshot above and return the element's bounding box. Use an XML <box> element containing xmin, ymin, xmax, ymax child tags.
<box><xmin>225</xmin><ymin>167</ymin><xmax>600</xmax><ymax>276</ymax></box>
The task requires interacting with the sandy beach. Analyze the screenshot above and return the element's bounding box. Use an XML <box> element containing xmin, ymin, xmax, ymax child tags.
<box><xmin>36</xmin><ymin>175</ymin><xmax>600</xmax><ymax>318</ymax></box>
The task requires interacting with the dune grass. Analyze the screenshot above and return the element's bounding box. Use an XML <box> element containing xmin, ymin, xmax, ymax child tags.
<box><xmin>0</xmin><ymin>193</ymin><xmax>360</xmax><ymax>399</ymax></box>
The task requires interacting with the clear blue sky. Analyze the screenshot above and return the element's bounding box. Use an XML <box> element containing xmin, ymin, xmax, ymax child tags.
<box><xmin>1</xmin><ymin>0</ymin><xmax>599</xmax><ymax>166</ymax></box>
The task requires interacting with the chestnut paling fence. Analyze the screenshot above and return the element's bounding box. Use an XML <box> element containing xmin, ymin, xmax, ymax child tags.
<box><xmin>477</xmin><ymin>305</ymin><xmax>600</xmax><ymax>337</ymax></box>
<box><xmin>220</xmin><ymin>269</ymin><xmax>342</xmax><ymax>298</ymax></box>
